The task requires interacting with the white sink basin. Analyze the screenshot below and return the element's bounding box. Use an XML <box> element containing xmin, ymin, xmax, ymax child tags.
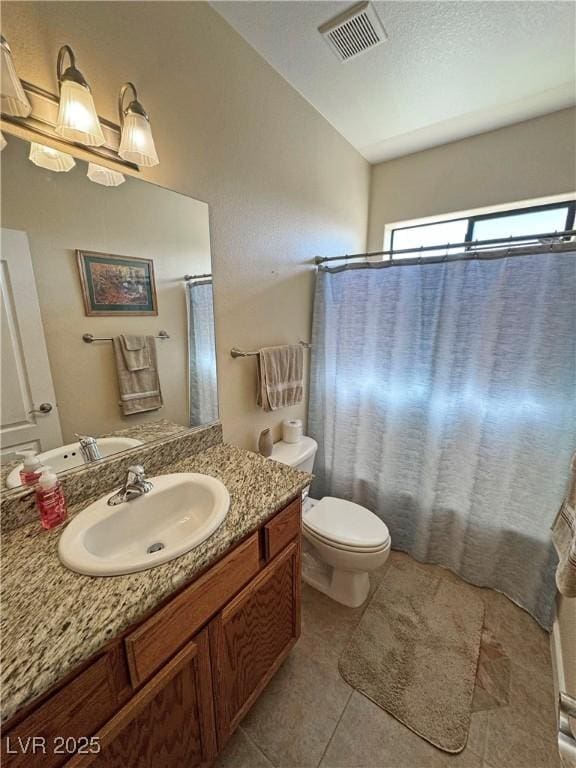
<box><xmin>58</xmin><ymin>473</ymin><xmax>230</xmax><ymax>576</ymax></box>
<box><xmin>6</xmin><ymin>437</ymin><xmax>143</xmax><ymax>488</ymax></box>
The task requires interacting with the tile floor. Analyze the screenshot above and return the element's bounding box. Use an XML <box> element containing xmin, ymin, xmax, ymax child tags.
<box><xmin>215</xmin><ymin>551</ymin><xmax>560</xmax><ymax>768</ymax></box>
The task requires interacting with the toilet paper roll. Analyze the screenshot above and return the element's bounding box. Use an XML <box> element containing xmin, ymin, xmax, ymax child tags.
<box><xmin>282</xmin><ymin>419</ymin><xmax>303</xmax><ymax>444</ymax></box>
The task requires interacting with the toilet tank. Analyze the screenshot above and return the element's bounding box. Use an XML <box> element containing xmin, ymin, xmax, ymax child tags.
<box><xmin>270</xmin><ymin>436</ymin><xmax>318</xmax><ymax>473</ymax></box>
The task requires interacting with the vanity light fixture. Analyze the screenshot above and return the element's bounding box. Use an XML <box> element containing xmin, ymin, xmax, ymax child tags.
<box><xmin>87</xmin><ymin>162</ymin><xmax>125</xmax><ymax>187</ymax></box>
<box><xmin>55</xmin><ymin>45</ymin><xmax>105</xmax><ymax>147</ymax></box>
<box><xmin>29</xmin><ymin>142</ymin><xmax>76</xmax><ymax>172</ymax></box>
<box><xmin>2</xmin><ymin>40</ymin><xmax>159</xmax><ymax>171</ymax></box>
<box><xmin>118</xmin><ymin>82</ymin><xmax>159</xmax><ymax>167</ymax></box>
<box><xmin>0</xmin><ymin>35</ymin><xmax>32</xmax><ymax>117</ymax></box>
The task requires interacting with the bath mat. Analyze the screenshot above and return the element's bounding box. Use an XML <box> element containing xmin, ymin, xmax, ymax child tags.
<box><xmin>338</xmin><ymin>564</ymin><xmax>484</xmax><ymax>753</ymax></box>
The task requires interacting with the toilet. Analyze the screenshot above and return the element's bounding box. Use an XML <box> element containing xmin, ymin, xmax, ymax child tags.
<box><xmin>270</xmin><ymin>436</ymin><xmax>391</xmax><ymax>607</ymax></box>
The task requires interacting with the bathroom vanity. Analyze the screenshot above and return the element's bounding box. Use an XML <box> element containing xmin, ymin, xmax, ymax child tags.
<box><xmin>1</xmin><ymin>442</ymin><xmax>309</xmax><ymax>768</ymax></box>
<box><xmin>0</xmin><ymin>66</ymin><xmax>309</xmax><ymax>768</ymax></box>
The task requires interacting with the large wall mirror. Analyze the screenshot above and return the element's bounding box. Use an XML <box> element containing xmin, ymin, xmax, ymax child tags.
<box><xmin>1</xmin><ymin>134</ymin><xmax>218</xmax><ymax>491</ymax></box>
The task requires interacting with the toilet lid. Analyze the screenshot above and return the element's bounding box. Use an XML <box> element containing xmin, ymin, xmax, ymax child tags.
<box><xmin>303</xmin><ymin>497</ymin><xmax>390</xmax><ymax>549</ymax></box>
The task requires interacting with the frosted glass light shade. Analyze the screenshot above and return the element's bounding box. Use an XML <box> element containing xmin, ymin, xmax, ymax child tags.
<box><xmin>0</xmin><ymin>133</ymin><xmax>6</xmax><ymax>152</ymax></box>
<box><xmin>118</xmin><ymin>112</ymin><xmax>159</xmax><ymax>167</ymax></box>
<box><xmin>55</xmin><ymin>80</ymin><xmax>104</xmax><ymax>146</ymax></box>
<box><xmin>87</xmin><ymin>163</ymin><xmax>125</xmax><ymax>187</ymax></box>
<box><xmin>29</xmin><ymin>142</ymin><xmax>75</xmax><ymax>172</ymax></box>
<box><xmin>0</xmin><ymin>40</ymin><xmax>31</xmax><ymax>117</ymax></box>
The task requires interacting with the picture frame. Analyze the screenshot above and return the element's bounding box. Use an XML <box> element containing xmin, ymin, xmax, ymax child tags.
<box><xmin>76</xmin><ymin>250</ymin><xmax>158</xmax><ymax>316</ymax></box>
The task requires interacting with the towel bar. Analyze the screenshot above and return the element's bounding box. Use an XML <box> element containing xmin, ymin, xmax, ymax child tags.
<box><xmin>82</xmin><ymin>331</ymin><xmax>170</xmax><ymax>344</ymax></box>
<box><xmin>184</xmin><ymin>273</ymin><xmax>212</xmax><ymax>281</ymax></box>
<box><xmin>230</xmin><ymin>340</ymin><xmax>311</xmax><ymax>358</ymax></box>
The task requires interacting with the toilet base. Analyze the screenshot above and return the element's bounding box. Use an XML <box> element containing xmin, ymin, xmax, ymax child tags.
<box><xmin>302</xmin><ymin>548</ymin><xmax>371</xmax><ymax>608</ymax></box>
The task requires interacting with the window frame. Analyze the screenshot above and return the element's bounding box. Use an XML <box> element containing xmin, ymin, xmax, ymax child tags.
<box><xmin>389</xmin><ymin>200</ymin><xmax>576</xmax><ymax>259</ymax></box>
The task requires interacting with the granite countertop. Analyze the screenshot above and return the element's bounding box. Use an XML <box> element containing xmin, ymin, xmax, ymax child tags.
<box><xmin>1</xmin><ymin>444</ymin><xmax>311</xmax><ymax>723</ymax></box>
<box><xmin>1</xmin><ymin>419</ymin><xmax>187</xmax><ymax>490</ymax></box>
<box><xmin>100</xmin><ymin>418</ymin><xmax>187</xmax><ymax>443</ymax></box>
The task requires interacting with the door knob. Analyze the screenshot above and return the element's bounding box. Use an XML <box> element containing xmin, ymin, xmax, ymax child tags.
<box><xmin>29</xmin><ymin>402</ymin><xmax>53</xmax><ymax>415</ymax></box>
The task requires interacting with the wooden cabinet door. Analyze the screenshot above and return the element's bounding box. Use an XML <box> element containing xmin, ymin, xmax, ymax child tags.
<box><xmin>210</xmin><ymin>539</ymin><xmax>301</xmax><ymax>746</ymax></box>
<box><xmin>66</xmin><ymin>629</ymin><xmax>216</xmax><ymax>768</ymax></box>
<box><xmin>2</xmin><ymin>646</ymin><xmax>130</xmax><ymax>768</ymax></box>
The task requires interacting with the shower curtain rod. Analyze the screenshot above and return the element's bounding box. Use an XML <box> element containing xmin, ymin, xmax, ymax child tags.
<box><xmin>314</xmin><ymin>230</ymin><xmax>576</xmax><ymax>265</ymax></box>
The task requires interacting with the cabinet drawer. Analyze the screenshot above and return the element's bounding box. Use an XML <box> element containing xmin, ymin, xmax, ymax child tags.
<box><xmin>125</xmin><ymin>533</ymin><xmax>260</xmax><ymax>688</ymax></box>
<box><xmin>263</xmin><ymin>497</ymin><xmax>301</xmax><ymax>561</ymax></box>
<box><xmin>3</xmin><ymin>650</ymin><xmax>125</xmax><ymax>768</ymax></box>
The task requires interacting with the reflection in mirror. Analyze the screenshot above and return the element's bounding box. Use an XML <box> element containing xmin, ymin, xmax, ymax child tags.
<box><xmin>186</xmin><ymin>277</ymin><xmax>218</xmax><ymax>426</ymax></box>
<box><xmin>0</xmin><ymin>134</ymin><xmax>218</xmax><ymax>490</ymax></box>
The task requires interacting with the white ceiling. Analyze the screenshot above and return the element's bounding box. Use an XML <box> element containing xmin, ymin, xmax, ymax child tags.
<box><xmin>212</xmin><ymin>1</ymin><xmax>576</xmax><ymax>163</ymax></box>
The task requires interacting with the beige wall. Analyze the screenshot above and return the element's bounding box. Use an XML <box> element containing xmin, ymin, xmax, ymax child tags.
<box><xmin>367</xmin><ymin>108</ymin><xmax>576</xmax><ymax>250</ymax></box>
<box><xmin>2</xmin><ymin>135</ymin><xmax>211</xmax><ymax>442</ymax></box>
<box><xmin>1</xmin><ymin>1</ymin><xmax>370</xmax><ymax>449</ymax></box>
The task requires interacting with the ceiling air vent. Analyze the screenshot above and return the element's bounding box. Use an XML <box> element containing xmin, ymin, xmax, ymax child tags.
<box><xmin>319</xmin><ymin>2</ymin><xmax>387</xmax><ymax>62</ymax></box>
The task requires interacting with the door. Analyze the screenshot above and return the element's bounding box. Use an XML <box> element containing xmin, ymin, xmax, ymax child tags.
<box><xmin>0</xmin><ymin>228</ymin><xmax>62</xmax><ymax>457</ymax></box>
<box><xmin>65</xmin><ymin>630</ymin><xmax>217</xmax><ymax>768</ymax></box>
<box><xmin>210</xmin><ymin>540</ymin><xmax>301</xmax><ymax>746</ymax></box>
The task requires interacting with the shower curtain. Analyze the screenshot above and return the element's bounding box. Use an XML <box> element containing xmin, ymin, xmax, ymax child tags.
<box><xmin>187</xmin><ymin>280</ymin><xmax>218</xmax><ymax>426</ymax></box>
<box><xmin>308</xmin><ymin>251</ymin><xmax>576</xmax><ymax>627</ymax></box>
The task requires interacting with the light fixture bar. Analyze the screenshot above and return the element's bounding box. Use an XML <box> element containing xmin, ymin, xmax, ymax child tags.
<box><xmin>1</xmin><ymin>80</ymin><xmax>139</xmax><ymax>172</ymax></box>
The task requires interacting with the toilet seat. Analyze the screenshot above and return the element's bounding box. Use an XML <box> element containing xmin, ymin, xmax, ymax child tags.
<box><xmin>303</xmin><ymin>496</ymin><xmax>390</xmax><ymax>551</ymax></box>
<box><xmin>304</xmin><ymin>525</ymin><xmax>391</xmax><ymax>554</ymax></box>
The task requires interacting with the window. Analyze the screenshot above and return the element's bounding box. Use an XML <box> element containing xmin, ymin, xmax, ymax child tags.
<box><xmin>388</xmin><ymin>201</ymin><xmax>575</xmax><ymax>260</ymax></box>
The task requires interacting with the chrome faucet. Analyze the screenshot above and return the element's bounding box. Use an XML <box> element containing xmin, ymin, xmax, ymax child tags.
<box><xmin>76</xmin><ymin>434</ymin><xmax>103</xmax><ymax>464</ymax></box>
<box><xmin>107</xmin><ymin>465</ymin><xmax>153</xmax><ymax>506</ymax></box>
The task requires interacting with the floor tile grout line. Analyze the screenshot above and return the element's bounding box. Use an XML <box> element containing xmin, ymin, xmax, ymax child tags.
<box><xmin>239</xmin><ymin>725</ymin><xmax>280</xmax><ymax>767</ymax></box>
<box><xmin>315</xmin><ymin>686</ymin><xmax>354</xmax><ymax>768</ymax></box>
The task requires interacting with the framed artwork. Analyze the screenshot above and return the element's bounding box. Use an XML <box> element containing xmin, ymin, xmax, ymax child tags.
<box><xmin>76</xmin><ymin>250</ymin><xmax>158</xmax><ymax>316</ymax></box>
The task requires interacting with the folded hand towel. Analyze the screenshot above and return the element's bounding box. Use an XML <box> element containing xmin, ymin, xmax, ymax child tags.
<box><xmin>256</xmin><ymin>344</ymin><xmax>304</xmax><ymax>412</ymax></box>
<box><xmin>113</xmin><ymin>335</ymin><xmax>163</xmax><ymax>415</ymax></box>
<box><xmin>552</xmin><ymin>451</ymin><xmax>576</xmax><ymax>597</ymax></box>
<box><xmin>119</xmin><ymin>334</ymin><xmax>151</xmax><ymax>371</ymax></box>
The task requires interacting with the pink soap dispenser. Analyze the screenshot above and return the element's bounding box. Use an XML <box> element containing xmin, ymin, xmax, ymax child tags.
<box><xmin>36</xmin><ymin>467</ymin><xmax>68</xmax><ymax>530</ymax></box>
<box><xmin>19</xmin><ymin>451</ymin><xmax>44</xmax><ymax>486</ymax></box>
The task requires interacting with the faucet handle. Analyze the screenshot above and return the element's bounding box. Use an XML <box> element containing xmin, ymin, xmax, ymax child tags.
<box><xmin>75</xmin><ymin>433</ymin><xmax>102</xmax><ymax>462</ymax></box>
<box><xmin>125</xmin><ymin>465</ymin><xmax>153</xmax><ymax>494</ymax></box>
<box><xmin>75</xmin><ymin>433</ymin><xmax>96</xmax><ymax>444</ymax></box>
<box><xmin>126</xmin><ymin>465</ymin><xmax>149</xmax><ymax>487</ymax></box>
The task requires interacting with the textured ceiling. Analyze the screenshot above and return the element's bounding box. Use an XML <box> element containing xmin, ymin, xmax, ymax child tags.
<box><xmin>212</xmin><ymin>1</ymin><xmax>576</xmax><ymax>163</ymax></box>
